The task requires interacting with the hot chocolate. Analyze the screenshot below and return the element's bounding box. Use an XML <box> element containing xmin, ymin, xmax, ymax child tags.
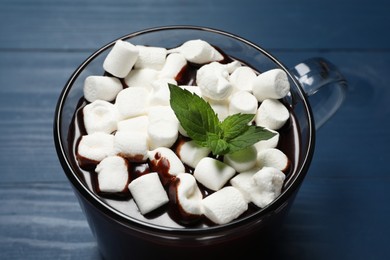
<box><xmin>67</xmin><ymin>39</ymin><xmax>300</xmax><ymax>228</ymax></box>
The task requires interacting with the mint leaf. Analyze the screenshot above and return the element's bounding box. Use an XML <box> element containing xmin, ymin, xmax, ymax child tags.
<box><xmin>228</xmin><ymin>125</ymin><xmax>276</xmax><ymax>154</ymax></box>
<box><xmin>220</xmin><ymin>113</ymin><xmax>254</xmax><ymax>141</ymax></box>
<box><xmin>168</xmin><ymin>84</ymin><xmax>220</xmax><ymax>144</ymax></box>
<box><xmin>207</xmin><ymin>132</ymin><xmax>229</xmax><ymax>155</ymax></box>
<box><xmin>169</xmin><ymin>84</ymin><xmax>276</xmax><ymax>156</ymax></box>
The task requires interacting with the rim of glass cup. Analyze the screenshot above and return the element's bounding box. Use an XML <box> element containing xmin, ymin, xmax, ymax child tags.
<box><xmin>54</xmin><ymin>25</ymin><xmax>315</xmax><ymax>234</ymax></box>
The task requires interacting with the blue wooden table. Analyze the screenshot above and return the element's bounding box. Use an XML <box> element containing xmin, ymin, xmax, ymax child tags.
<box><xmin>1</xmin><ymin>0</ymin><xmax>389</xmax><ymax>259</ymax></box>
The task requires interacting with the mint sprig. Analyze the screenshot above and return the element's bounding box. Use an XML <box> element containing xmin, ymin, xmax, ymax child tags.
<box><xmin>168</xmin><ymin>84</ymin><xmax>275</xmax><ymax>155</ymax></box>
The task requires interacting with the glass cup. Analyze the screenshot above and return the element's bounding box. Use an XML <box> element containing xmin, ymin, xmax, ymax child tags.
<box><xmin>54</xmin><ymin>26</ymin><xmax>347</xmax><ymax>259</ymax></box>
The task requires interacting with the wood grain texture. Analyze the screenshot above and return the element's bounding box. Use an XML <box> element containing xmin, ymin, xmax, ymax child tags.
<box><xmin>0</xmin><ymin>0</ymin><xmax>389</xmax><ymax>51</ymax></box>
<box><xmin>0</xmin><ymin>183</ymin><xmax>100</xmax><ymax>259</ymax></box>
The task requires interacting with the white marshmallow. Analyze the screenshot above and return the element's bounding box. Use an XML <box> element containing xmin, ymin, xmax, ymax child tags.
<box><xmin>115</xmin><ymin>87</ymin><xmax>150</xmax><ymax>119</ymax></box>
<box><xmin>83</xmin><ymin>76</ymin><xmax>123</xmax><ymax>102</ymax></box>
<box><xmin>193</xmin><ymin>157</ymin><xmax>236</xmax><ymax>191</ymax></box>
<box><xmin>117</xmin><ymin>115</ymin><xmax>149</xmax><ymax>133</ymax></box>
<box><xmin>134</xmin><ymin>45</ymin><xmax>167</xmax><ymax>70</ymax></box>
<box><xmin>147</xmin><ymin>120</ymin><xmax>179</xmax><ymax>149</ymax></box>
<box><xmin>95</xmin><ymin>156</ymin><xmax>129</xmax><ymax>193</ymax></box>
<box><xmin>223</xmin><ymin>145</ymin><xmax>257</xmax><ymax>172</ymax></box>
<box><xmin>158</xmin><ymin>53</ymin><xmax>187</xmax><ymax>80</ymax></box>
<box><xmin>251</xmin><ymin>167</ymin><xmax>285</xmax><ymax>208</ymax></box>
<box><xmin>252</xmin><ymin>69</ymin><xmax>290</xmax><ymax>102</ymax></box>
<box><xmin>229</xmin><ymin>66</ymin><xmax>257</xmax><ymax>92</ymax></box>
<box><xmin>177</xmin><ymin>140</ymin><xmax>210</xmax><ymax>168</ymax></box>
<box><xmin>77</xmin><ymin>132</ymin><xmax>115</xmax><ymax>164</ymax></box>
<box><xmin>103</xmin><ymin>40</ymin><xmax>139</xmax><ymax>78</ymax></box>
<box><xmin>228</xmin><ymin>91</ymin><xmax>258</xmax><ymax>116</ymax></box>
<box><xmin>148</xmin><ymin>106</ymin><xmax>179</xmax><ymax>126</ymax></box>
<box><xmin>148</xmin><ymin>147</ymin><xmax>185</xmax><ymax>178</ymax></box>
<box><xmin>229</xmin><ymin>168</ymin><xmax>259</xmax><ymax>203</ymax></box>
<box><xmin>202</xmin><ymin>186</ymin><xmax>248</xmax><ymax>225</ymax></box>
<box><xmin>128</xmin><ymin>172</ymin><xmax>169</xmax><ymax>215</ymax></box>
<box><xmin>254</xmin><ymin>128</ymin><xmax>279</xmax><ymax>152</ymax></box>
<box><xmin>169</xmin><ymin>39</ymin><xmax>223</xmax><ymax>64</ymax></box>
<box><xmin>179</xmin><ymin>85</ymin><xmax>202</xmax><ymax>96</ymax></box>
<box><xmin>149</xmin><ymin>78</ymin><xmax>177</xmax><ymax>107</ymax></box>
<box><xmin>197</xmin><ymin>62</ymin><xmax>233</xmax><ymax>101</ymax></box>
<box><xmin>124</xmin><ymin>68</ymin><xmax>159</xmax><ymax>91</ymax></box>
<box><xmin>174</xmin><ymin>173</ymin><xmax>203</xmax><ymax>216</ymax></box>
<box><xmin>257</xmin><ymin>148</ymin><xmax>290</xmax><ymax>172</ymax></box>
<box><xmin>83</xmin><ymin>100</ymin><xmax>119</xmax><ymax>134</ymax></box>
<box><xmin>113</xmin><ymin>131</ymin><xmax>148</xmax><ymax>162</ymax></box>
<box><xmin>224</xmin><ymin>60</ymin><xmax>242</xmax><ymax>74</ymax></box>
<box><xmin>255</xmin><ymin>99</ymin><xmax>289</xmax><ymax>130</ymax></box>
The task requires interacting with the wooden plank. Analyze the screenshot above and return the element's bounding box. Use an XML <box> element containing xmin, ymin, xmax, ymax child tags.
<box><xmin>282</xmin><ymin>178</ymin><xmax>390</xmax><ymax>259</ymax></box>
<box><xmin>0</xmin><ymin>51</ymin><xmax>89</xmax><ymax>183</ymax></box>
<box><xmin>0</xmin><ymin>183</ymin><xmax>100</xmax><ymax>259</ymax></box>
<box><xmin>0</xmin><ymin>0</ymin><xmax>389</xmax><ymax>50</ymax></box>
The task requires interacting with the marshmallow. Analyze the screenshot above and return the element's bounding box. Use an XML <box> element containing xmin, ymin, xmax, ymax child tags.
<box><xmin>169</xmin><ymin>39</ymin><xmax>223</xmax><ymax>64</ymax></box>
<box><xmin>117</xmin><ymin>115</ymin><xmax>149</xmax><ymax>133</ymax></box>
<box><xmin>193</xmin><ymin>157</ymin><xmax>236</xmax><ymax>191</ymax></box>
<box><xmin>254</xmin><ymin>128</ymin><xmax>279</xmax><ymax>152</ymax></box>
<box><xmin>148</xmin><ymin>106</ymin><xmax>179</xmax><ymax>126</ymax></box>
<box><xmin>128</xmin><ymin>172</ymin><xmax>169</xmax><ymax>215</ymax></box>
<box><xmin>257</xmin><ymin>148</ymin><xmax>290</xmax><ymax>172</ymax></box>
<box><xmin>124</xmin><ymin>68</ymin><xmax>159</xmax><ymax>91</ymax></box>
<box><xmin>115</xmin><ymin>87</ymin><xmax>150</xmax><ymax>119</ymax></box>
<box><xmin>179</xmin><ymin>85</ymin><xmax>202</xmax><ymax>96</ymax></box>
<box><xmin>83</xmin><ymin>76</ymin><xmax>123</xmax><ymax>103</ymax></box>
<box><xmin>251</xmin><ymin>167</ymin><xmax>285</xmax><ymax>208</ymax></box>
<box><xmin>255</xmin><ymin>99</ymin><xmax>289</xmax><ymax>130</ymax></box>
<box><xmin>103</xmin><ymin>40</ymin><xmax>139</xmax><ymax>78</ymax></box>
<box><xmin>197</xmin><ymin>62</ymin><xmax>233</xmax><ymax>101</ymax></box>
<box><xmin>202</xmin><ymin>186</ymin><xmax>248</xmax><ymax>225</ymax></box>
<box><xmin>95</xmin><ymin>156</ymin><xmax>129</xmax><ymax>193</ymax></box>
<box><xmin>230</xmin><ymin>168</ymin><xmax>259</xmax><ymax>203</ymax></box>
<box><xmin>158</xmin><ymin>53</ymin><xmax>187</xmax><ymax>80</ymax></box>
<box><xmin>252</xmin><ymin>69</ymin><xmax>290</xmax><ymax>102</ymax></box>
<box><xmin>149</xmin><ymin>78</ymin><xmax>177</xmax><ymax>106</ymax></box>
<box><xmin>229</xmin><ymin>66</ymin><xmax>257</xmax><ymax>92</ymax></box>
<box><xmin>113</xmin><ymin>131</ymin><xmax>148</xmax><ymax>162</ymax></box>
<box><xmin>177</xmin><ymin>140</ymin><xmax>210</xmax><ymax>168</ymax></box>
<box><xmin>223</xmin><ymin>145</ymin><xmax>257</xmax><ymax>172</ymax></box>
<box><xmin>173</xmin><ymin>173</ymin><xmax>203</xmax><ymax>216</ymax></box>
<box><xmin>134</xmin><ymin>45</ymin><xmax>167</xmax><ymax>70</ymax></box>
<box><xmin>147</xmin><ymin>120</ymin><xmax>179</xmax><ymax>149</ymax></box>
<box><xmin>83</xmin><ymin>100</ymin><xmax>119</xmax><ymax>134</ymax></box>
<box><xmin>77</xmin><ymin>132</ymin><xmax>115</xmax><ymax>165</ymax></box>
<box><xmin>148</xmin><ymin>147</ymin><xmax>185</xmax><ymax>184</ymax></box>
<box><xmin>224</xmin><ymin>60</ymin><xmax>242</xmax><ymax>74</ymax></box>
<box><xmin>228</xmin><ymin>91</ymin><xmax>258</xmax><ymax>116</ymax></box>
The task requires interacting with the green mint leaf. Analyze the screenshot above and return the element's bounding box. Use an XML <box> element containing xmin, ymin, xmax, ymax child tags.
<box><xmin>227</xmin><ymin>125</ymin><xmax>276</xmax><ymax>154</ymax></box>
<box><xmin>169</xmin><ymin>84</ymin><xmax>220</xmax><ymax>144</ymax></box>
<box><xmin>169</xmin><ymin>83</ymin><xmax>276</xmax><ymax>156</ymax></box>
<box><xmin>220</xmin><ymin>113</ymin><xmax>255</xmax><ymax>141</ymax></box>
<box><xmin>207</xmin><ymin>132</ymin><xmax>230</xmax><ymax>155</ymax></box>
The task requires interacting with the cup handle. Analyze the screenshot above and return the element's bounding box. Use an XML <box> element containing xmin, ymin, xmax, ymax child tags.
<box><xmin>289</xmin><ymin>57</ymin><xmax>348</xmax><ymax>130</ymax></box>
